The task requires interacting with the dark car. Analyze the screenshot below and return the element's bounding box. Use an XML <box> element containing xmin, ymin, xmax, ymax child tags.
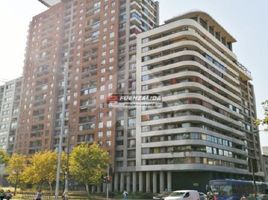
<box><xmin>153</xmin><ymin>191</ymin><xmax>172</xmax><ymax>200</ymax></box>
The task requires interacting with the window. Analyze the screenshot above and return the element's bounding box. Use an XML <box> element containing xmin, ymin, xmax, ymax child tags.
<box><xmin>110</xmin><ymin>32</ymin><xmax>115</xmax><ymax>38</ymax></box>
<box><xmin>142</xmin><ymin>75</ymin><xmax>149</xmax><ymax>81</ymax></box>
<box><xmin>142</xmin><ymin>126</ymin><xmax>149</xmax><ymax>132</ymax></box>
<box><xmin>142</xmin><ymin>38</ymin><xmax>149</xmax><ymax>44</ymax></box>
<box><xmin>142</xmin><ymin>85</ymin><xmax>148</xmax><ymax>91</ymax></box>
<box><xmin>107</xmin><ymin>121</ymin><xmax>112</xmax><ymax>128</ymax></box>
<box><xmin>91</xmin><ymin>31</ymin><xmax>100</xmax><ymax>40</ymax></box>
<box><xmin>98</xmin><ymin>132</ymin><xmax>103</xmax><ymax>138</ymax></box>
<box><xmin>94</xmin><ymin>2</ymin><xmax>101</xmax><ymax>9</ymax></box>
<box><xmin>142</xmin><ymin>47</ymin><xmax>149</xmax><ymax>53</ymax></box>
<box><xmin>184</xmin><ymin>193</ymin><xmax>190</xmax><ymax>198</ymax></box>
<box><xmin>106</xmin><ymin>131</ymin><xmax>111</xmax><ymax>137</ymax></box>
<box><xmin>128</xmin><ymin>118</ymin><xmax>136</xmax><ymax>127</ymax></box>
<box><xmin>206</xmin><ymin>146</ymin><xmax>212</xmax><ymax>154</ymax></box>
<box><xmin>106</xmin><ymin>141</ymin><xmax>111</xmax><ymax>146</ymax></box>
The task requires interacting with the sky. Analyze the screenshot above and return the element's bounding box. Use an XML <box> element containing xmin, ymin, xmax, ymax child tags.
<box><xmin>0</xmin><ymin>0</ymin><xmax>267</xmax><ymax>146</ymax></box>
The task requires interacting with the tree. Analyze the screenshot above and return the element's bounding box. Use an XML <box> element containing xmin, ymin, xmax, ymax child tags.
<box><xmin>6</xmin><ymin>154</ymin><xmax>26</xmax><ymax>195</ymax></box>
<box><xmin>255</xmin><ymin>100</ymin><xmax>268</xmax><ymax>127</ymax></box>
<box><xmin>69</xmin><ymin>143</ymin><xmax>109</xmax><ymax>198</ymax></box>
<box><xmin>262</xmin><ymin>100</ymin><xmax>268</xmax><ymax>126</ymax></box>
<box><xmin>22</xmin><ymin>151</ymin><xmax>58</xmax><ymax>196</ymax></box>
<box><xmin>0</xmin><ymin>149</ymin><xmax>9</xmax><ymax>165</ymax></box>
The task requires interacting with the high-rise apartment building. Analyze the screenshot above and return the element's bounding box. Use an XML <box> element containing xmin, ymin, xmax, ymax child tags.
<box><xmin>262</xmin><ymin>155</ymin><xmax>268</xmax><ymax>182</ymax></box>
<box><xmin>18</xmin><ymin>0</ymin><xmax>263</xmax><ymax>193</ymax></box>
<box><xmin>16</xmin><ymin>0</ymin><xmax>122</xmax><ymax>155</ymax></box>
<box><xmin>113</xmin><ymin>0</ymin><xmax>159</xmax><ymax>192</ymax></box>
<box><xmin>136</xmin><ymin>11</ymin><xmax>264</xmax><ymax>192</ymax></box>
<box><xmin>0</xmin><ymin>77</ymin><xmax>22</xmax><ymax>154</ymax></box>
<box><xmin>263</xmin><ymin>146</ymin><xmax>268</xmax><ymax>155</ymax></box>
<box><xmin>16</xmin><ymin>0</ymin><xmax>159</xmax><ymax>192</ymax></box>
<box><xmin>38</xmin><ymin>0</ymin><xmax>61</xmax><ymax>7</ymax></box>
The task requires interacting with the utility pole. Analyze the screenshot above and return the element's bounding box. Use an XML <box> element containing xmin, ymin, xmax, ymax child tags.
<box><xmin>55</xmin><ymin>0</ymin><xmax>74</xmax><ymax>199</ymax></box>
<box><xmin>55</xmin><ymin>57</ymin><xmax>68</xmax><ymax>200</ymax></box>
<box><xmin>106</xmin><ymin>165</ymin><xmax>109</xmax><ymax>200</ymax></box>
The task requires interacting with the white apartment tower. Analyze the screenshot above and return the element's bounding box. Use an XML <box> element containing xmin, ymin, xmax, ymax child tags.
<box><xmin>0</xmin><ymin>77</ymin><xmax>22</xmax><ymax>154</ymax></box>
<box><xmin>136</xmin><ymin>11</ymin><xmax>263</xmax><ymax>192</ymax></box>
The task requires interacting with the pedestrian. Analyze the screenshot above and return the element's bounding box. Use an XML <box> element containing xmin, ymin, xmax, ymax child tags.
<box><xmin>206</xmin><ymin>191</ymin><xmax>213</xmax><ymax>200</ymax></box>
<box><xmin>123</xmin><ymin>190</ymin><xmax>128</xmax><ymax>200</ymax></box>
<box><xmin>5</xmin><ymin>190</ymin><xmax>12</xmax><ymax>200</ymax></box>
<box><xmin>0</xmin><ymin>189</ymin><xmax>5</xmax><ymax>200</ymax></box>
<box><xmin>62</xmin><ymin>190</ymin><xmax>68</xmax><ymax>200</ymax></box>
<box><xmin>240</xmin><ymin>194</ymin><xmax>247</xmax><ymax>200</ymax></box>
<box><xmin>34</xmin><ymin>189</ymin><xmax>42</xmax><ymax>200</ymax></box>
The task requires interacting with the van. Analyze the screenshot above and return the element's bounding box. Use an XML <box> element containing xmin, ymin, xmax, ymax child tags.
<box><xmin>164</xmin><ymin>190</ymin><xmax>200</xmax><ymax>200</ymax></box>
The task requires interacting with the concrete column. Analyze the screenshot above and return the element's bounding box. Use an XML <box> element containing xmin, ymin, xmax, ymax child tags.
<box><xmin>126</xmin><ymin>173</ymin><xmax>131</xmax><ymax>192</ymax></box>
<box><xmin>114</xmin><ymin>173</ymin><xmax>119</xmax><ymax>192</ymax></box>
<box><xmin>132</xmin><ymin>172</ymin><xmax>137</xmax><ymax>193</ymax></box>
<box><xmin>102</xmin><ymin>183</ymin><xmax>106</xmax><ymax>193</ymax></box>
<box><xmin>159</xmin><ymin>171</ymin><xmax>164</xmax><ymax>192</ymax></box>
<box><xmin>139</xmin><ymin>172</ymin><xmax>143</xmax><ymax>192</ymax></box>
<box><xmin>153</xmin><ymin>172</ymin><xmax>157</xmax><ymax>193</ymax></box>
<box><xmin>146</xmin><ymin>171</ymin><xmax>150</xmax><ymax>192</ymax></box>
<box><xmin>97</xmin><ymin>185</ymin><xmax>101</xmax><ymax>193</ymax></box>
<box><xmin>167</xmin><ymin>171</ymin><xmax>172</xmax><ymax>192</ymax></box>
<box><xmin>91</xmin><ymin>185</ymin><xmax>96</xmax><ymax>193</ymax></box>
<box><xmin>120</xmin><ymin>173</ymin><xmax>124</xmax><ymax>192</ymax></box>
<box><xmin>108</xmin><ymin>182</ymin><xmax>112</xmax><ymax>191</ymax></box>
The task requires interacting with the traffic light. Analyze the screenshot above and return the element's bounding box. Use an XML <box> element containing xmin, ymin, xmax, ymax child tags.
<box><xmin>102</xmin><ymin>175</ymin><xmax>107</xmax><ymax>183</ymax></box>
<box><xmin>107</xmin><ymin>176</ymin><xmax>112</xmax><ymax>183</ymax></box>
<box><xmin>102</xmin><ymin>175</ymin><xmax>112</xmax><ymax>183</ymax></box>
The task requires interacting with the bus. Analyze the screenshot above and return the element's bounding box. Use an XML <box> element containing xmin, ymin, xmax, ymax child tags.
<box><xmin>208</xmin><ymin>179</ymin><xmax>268</xmax><ymax>200</ymax></box>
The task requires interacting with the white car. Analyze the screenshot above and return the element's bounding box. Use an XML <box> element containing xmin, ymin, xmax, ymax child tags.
<box><xmin>164</xmin><ymin>190</ymin><xmax>200</xmax><ymax>200</ymax></box>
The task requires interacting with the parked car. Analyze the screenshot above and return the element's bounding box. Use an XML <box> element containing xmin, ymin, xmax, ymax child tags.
<box><xmin>153</xmin><ymin>191</ymin><xmax>172</xmax><ymax>200</ymax></box>
<box><xmin>164</xmin><ymin>190</ymin><xmax>200</xmax><ymax>200</ymax></box>
<box><xmin>199</xmin><ymin>192</ymin><xmax>207</xmax><ymax>200</ymax></box>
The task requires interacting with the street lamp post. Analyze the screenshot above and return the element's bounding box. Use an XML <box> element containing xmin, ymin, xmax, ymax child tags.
<box><xmin>55</xmin><ymin>1</ymin><xmax>74</xmax><ymax>199</ymax></box>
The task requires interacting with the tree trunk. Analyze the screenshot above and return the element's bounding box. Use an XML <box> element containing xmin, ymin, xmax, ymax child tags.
<box><xmin>14</xmin><ymin>183</ymin><xmax>17</xmax><ymax>196</ymax></box>
<box><xmin>49</xmin><ymin>182</ymin><xmax>53</xmax><ymax>199</ymax></box>
<box><xmin>85</xmin><ymin>183</ymin><xmax>90</xmax><ymax>199</ymax></box>
<box><xmin>14</xmin><ymin>173</ymin><xmax>19</xmax><ymax>196</ymax></box>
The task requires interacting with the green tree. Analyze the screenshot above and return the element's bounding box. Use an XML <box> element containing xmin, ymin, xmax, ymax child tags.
<box><xmin>262</xmin><ymin>100</ymin><xmax>268</xmax><ymax>126</ymax></box>
<box><xmin>69</xmin><ymin>143</ymin><xmax>109</xmax><ymax>198</ymax></box>
<box><xmin>255</xmin><ymin>100</ymin><xmax>268</xmax><ymax>127</ymax></box>
<box><xmin>6</xmin><ymin>154</ymin><xmax>26</xmax><ymax>195</ymax></box>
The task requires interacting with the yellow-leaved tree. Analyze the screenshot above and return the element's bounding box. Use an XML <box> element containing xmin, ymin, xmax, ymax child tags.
<box><xmin>69</xmin><ymin>143</ymin><xmax>109</xmax><ymax>198</ymax></box>
<box><xmin>22</xmin><ymin>151</ymin><xmax>65</xmax><ymax>196</ymax></box>
<box><xmin>0</xmin><ymin>149</ymin><xmax>9</xmax><ymax>165</ymax></box>
<box><xmin>6</xmin><ymin>154</ymin><xmax>26</xmax><ymax>195</ymax></box>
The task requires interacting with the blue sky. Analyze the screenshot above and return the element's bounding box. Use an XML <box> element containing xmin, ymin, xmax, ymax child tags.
<box><xmin>0</xmin><ymin>0</ymin><xmax>267</xmax><ymax>146</ymax></box>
